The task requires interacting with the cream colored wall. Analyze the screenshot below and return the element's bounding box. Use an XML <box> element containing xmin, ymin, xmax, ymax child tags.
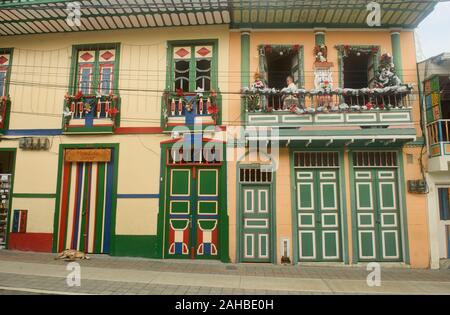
<box><xmin>10</xmin><ymin>198</ymin><xmax>55</xmax><ymax>233</ymax></box>
<box><xmin>0</xmin><ymin>133</ymin><xmax>169</xmax><ymax>235</ymax></box>
<box><xmin>1</xmin><ymin>25</ymin><xmax>230</xmax><ymax>130</ymax></box>
<box><xmin>116</xmin><ymin>198</ymin><xmax>159</xmax><ymax>235</ymax></box>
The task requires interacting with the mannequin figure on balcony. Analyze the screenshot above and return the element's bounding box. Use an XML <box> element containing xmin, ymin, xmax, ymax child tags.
<box><xmin>282</xmin><ymin>75</ymin><xmax>299</xmax><ymax>110</ymax></box>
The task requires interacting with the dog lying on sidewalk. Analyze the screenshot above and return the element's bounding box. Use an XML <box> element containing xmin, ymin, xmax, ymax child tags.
<box><xmin>55</xmin><ymin>249</ymin><xmax>90</xmax><ymax>261</ymax></box>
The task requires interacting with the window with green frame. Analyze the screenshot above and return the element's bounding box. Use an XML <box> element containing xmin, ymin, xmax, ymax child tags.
<box><xmin>70</xmin><ymin>44</ymin><xmax>120</xmax><ymax>95</ymax></box>
<box><xmin>169</xmin><ymin>42</ymin><xmax>217</xmax><ymax>92</ymax></box>
<box><xmin>0</xmin><ymin>48</ymin><xmax>12</xmax><ymax>97</ymax></box>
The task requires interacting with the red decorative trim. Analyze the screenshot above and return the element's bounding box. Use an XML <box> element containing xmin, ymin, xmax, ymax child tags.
<box><xmin>114</xmin><ymin>127</ymin><xmax>163</xmax><ymax>134</ymax></box>
<box><xmin>8</xmin><ymin>233</ymin><xmax>53</xmax><ymax>252</ymax></box>
<box><xmin>160</xmin><ymin>137</ymin><xmax>225</xmax><ymax>144</ymax></box>
<box><xmin>167</xmin><ymin>122</ymin><xmax>215</xmax><ymax>127</ymax></box>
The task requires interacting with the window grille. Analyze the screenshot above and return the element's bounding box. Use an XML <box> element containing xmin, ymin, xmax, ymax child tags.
<box><xmin>167</xmin><ymin>148</ymin><xmax>222</xmax><ymax>165</ymax></box>
<box><xmin>293</xmin><ymin>152</ymin><xmax>339</xmax><ymax>168</ymax></box>
<box><xmin>239</xmin><ymin>168</ymin><xmax>273</xmax><ymax>183</ymax></box>
<box><xmin>353</xmin><ymin>151</ymin><xmax>398</xmax><ymax>167</ymax></box>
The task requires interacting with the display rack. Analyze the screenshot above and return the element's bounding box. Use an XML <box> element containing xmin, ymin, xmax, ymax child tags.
<box><xmin>0</xmin><ymin>174</ymin><xmax>11</xmax><ymax>249</ymax></box>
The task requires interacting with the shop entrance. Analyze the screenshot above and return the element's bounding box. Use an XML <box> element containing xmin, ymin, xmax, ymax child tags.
<box><xmin>55</xmin><ymin>148</ymin><xmax>116</xmax><ymax>254</ymax></box>
<box><xmin>0</xmin><ymin>150</ymin><xmax>15</xmax><ymax>249</ymax></box>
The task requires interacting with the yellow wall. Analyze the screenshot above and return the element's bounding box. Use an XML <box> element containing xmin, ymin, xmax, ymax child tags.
<box><xmin>0</xmin><ymin>134</ymin><xmax>168</xmax><ymax>236</ymax></box>
<box><xmin>1</xmin><ymin>25</ymin><xmax>230</xmax><ymax>129</ymax></box>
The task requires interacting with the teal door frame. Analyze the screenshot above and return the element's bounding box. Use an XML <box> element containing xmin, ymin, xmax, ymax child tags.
<box><xmin>236</xmin><ymin>161</ymin><xmax>277</xmax><ymax>264</ymax></box>
<box><xmin>289</xmin><ymin>148</ymin><xmax>349</xmax><ymax>264</ymax></box>
<box><xmin>348</xmin><ymin>148</ymin><xmax>410</xmax><ymax>265</ymax></box>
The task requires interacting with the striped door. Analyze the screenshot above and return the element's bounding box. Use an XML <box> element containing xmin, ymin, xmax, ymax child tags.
<box><xmin>241</xmin><ymin>186</ymin><xmax>271</xmax><ymax>262</ymax></box>
<box><xmin>296</xmin><ymin>169</ymin><xmax>341</xmax><ymax>261</ymax></box>
<box><xmin>355</xmin><ymin>169</ymin><xmax>402</xmax><ymax>261</ymax></box>
<box><xmin>56</xmin><ymin>159</ymin><xmax>115</xmax><ymax>254</ymax></box>
<box><xmin>165</xmin><ymin>167</ymin><xmax>220</xmax><ymax>259</ymax></box>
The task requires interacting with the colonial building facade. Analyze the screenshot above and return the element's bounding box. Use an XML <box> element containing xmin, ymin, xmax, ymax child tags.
<box><xmin>0</xmin><ymin>1</ymin><xmax>439</xmax><ymax>268</ymax></box>
<box><xmin>419</xmin><ymin>53</ymin><xmax>450</xmax><ymax>269</ymax></box>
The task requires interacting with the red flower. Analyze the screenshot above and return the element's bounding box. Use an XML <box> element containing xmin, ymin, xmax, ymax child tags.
<box><xmin>371</xmin><ymin>47</ymin><xmax>379</xmax><ymax>53</ymax></box>
<box><xmin>264</xmin><ymin>45</ymin><xmax>272</xmax><ymax>54</ymax></box>
<box><xmin>176</xmin><ymin>88</ymin><xmax>184</xmax><ymax>97</ymax></box>
<box><xmin>365</xmin><ymin>102</ymin><xmax>373</xmax><ymax>110</ymax></box>
<box><xmin>207</xmin><ymin>105</ymin><xmax>219</xmax><ymax>115</ymax></box>
<box><xmin>108</xmin><ymin>107</ymin><xmax>119</xmax><ymax>116</ymax></box>
<box><xmin>379</xmin><ymin>103</ymin><xmax>385</xmax><ymax>110</ymax></box>
<box><xmin>74</xmin><ymin>90</ymin><xmax>83</xmax><ymax>100</ymax></box>
<box><xmin>292</xmin><ymin>45</ymin><xmax>300</xmax><ymax>52</ymax></box>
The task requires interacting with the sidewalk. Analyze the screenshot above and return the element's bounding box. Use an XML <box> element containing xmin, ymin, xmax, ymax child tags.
<box><xmin>0</xmin><ymin>251</ymin><xmax>449</xmax><ymax>295</ymax></box>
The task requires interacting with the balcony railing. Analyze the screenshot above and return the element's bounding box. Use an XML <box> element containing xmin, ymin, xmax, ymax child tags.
<box><xmin>162</xmin><ymin>90</ymin><xmax>221</xmax><ymax>128</ymax></box>
<box><xmin>63</xmin><ymin>94</ymin><xmax>119</xmax><ymax>132</ymax></box>
<box><xmin>242</xmin><ymin>85</ymin><xmax>413</xmax><ymax>127</ymax></box>
<box><xmin>427</xmin><ymin>119</ymin><xmax>450</xmax><ymax>157</ymax></box>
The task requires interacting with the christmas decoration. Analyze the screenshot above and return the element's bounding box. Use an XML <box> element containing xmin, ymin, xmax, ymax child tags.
<box><xmin>375</xmin><ymin>53</ymin><xmax>403</xmax><ymax>87</ymax></box>
<box><xmin>63</xmin><ymin>91</ymin><xmax>119</xmax><ymax>128</ymax></box>
<box><xmin>335</xmin><ymin>45</ymin><xmax>379</xmax><ymax>58</ymax></box>
<box><xmin>242</xmin><ymin>85</ymin><xmax>413</xmax><ymax>114</ymax></box>
<box><xmin>314</xmin><ymin>44</ymin><xmax>328</xmax><ymax>63</ymax></box>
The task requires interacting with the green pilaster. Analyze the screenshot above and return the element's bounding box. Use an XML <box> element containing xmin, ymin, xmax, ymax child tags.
<box><xmin>391</xmin><ymin>31</ymin><xmax>403</xmax><ymax>80</ymax></box>
<box><xmin>241</xmin><ymin>31</ymin><xmax>251</xmax><ymax>122</ymax></box>
<box><xmin>314</xmin><ymin>30</ymin><xmax>325</xmax><ymax>45</ymax></box>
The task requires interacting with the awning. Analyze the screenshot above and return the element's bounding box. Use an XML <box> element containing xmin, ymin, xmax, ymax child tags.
<box><xmin>0</xmin><ymin>0</ymin><xmax>439</xmax><ymax>36</ymax></box>
<box><xmin>245</xmin><ymin>127</ymin><xmax>417</xmax><ymax>148</ymax></box>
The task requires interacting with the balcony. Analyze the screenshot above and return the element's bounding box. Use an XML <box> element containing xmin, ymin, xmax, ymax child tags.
<box><xmin>162</xmin><ymin>90</ymin><xmax>221</xmax><ymax>130</ymax></box>
<box><xmin>428</xmin><ymin>119</ymin><xmax>450</xmax><ymax>156</ymax></box>
<box><xmin>63</xmin><ymin>94</ymin><xmax>119</xmax><ymax>134</ymax></box>
<box><xmin>243</xmin><ymin>85</ymin><xmax>414</xmax><ymax>128</ymax></box>
<box><xmin>426</xmin><ymin>119</ymin><xmax>450</xmax><ymax>172</ymax></box>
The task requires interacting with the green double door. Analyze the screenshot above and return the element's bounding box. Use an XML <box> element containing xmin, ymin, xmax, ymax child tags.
<box><xmin>241</xmin><ymin>185</ymin><xmax>272</xmax><ymax>262</ymax></box>
<box><xmin>165</xmin><ymin>167</ymin><xmax>220</xmax><ymax>259</ymax></box>
<box><xmin>355</xmin><ymin>168</ymin><xmax>402</xmax><ymax>261</ymax></box>
<box><xmin>296</xmin><ymin>169</ymin><xmax>342</xmax><ymax>261</ymax></box>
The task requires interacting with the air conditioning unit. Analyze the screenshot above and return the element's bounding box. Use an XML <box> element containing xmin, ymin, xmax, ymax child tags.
<box><xmin>407</xmin><ymin>180</ymin><xmax>427</xmax><ymax>194</ymax></box>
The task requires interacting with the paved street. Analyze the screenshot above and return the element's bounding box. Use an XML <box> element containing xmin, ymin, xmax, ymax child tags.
<box><xmin>0</xmin><ymin>251</ymin><xmax>449</xmax><ymax>295</ymax></box>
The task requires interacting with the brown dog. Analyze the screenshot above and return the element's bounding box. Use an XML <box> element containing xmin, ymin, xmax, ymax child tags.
<box><xmin>55</xmin><ymin>249</ymin><xmax>90</xmax><ymax>261</ymax></box>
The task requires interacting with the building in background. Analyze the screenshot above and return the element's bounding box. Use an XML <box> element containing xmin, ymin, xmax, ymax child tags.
<box><xmin>0</xmin><ymin>0</ymin><xmax>440</xmax><ymax>268</ymax></box>
<box><xmin>418</xmin><ymin>52</ymin><xmax>450</xmax><ymax>269</ymax></box>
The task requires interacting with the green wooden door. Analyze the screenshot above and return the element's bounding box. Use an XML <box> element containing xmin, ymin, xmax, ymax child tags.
<box><xmin>165</xmin><ymin>167</ymin><xmax>220</xmax><ymax>259</ymax></box>
<box><xmin>241</xmin><ymin>185</ymin><xmax>271</xmax><ymax>262</ymax></box>
<box><xmin>296</xmin><ymin>169</ymin><xmax>341</xmax><ymax>261</ymax></box>
<box><xmin>355</xmin><ymin>169</ymin><xmax>402</xmax><ymax>261</ymax></box>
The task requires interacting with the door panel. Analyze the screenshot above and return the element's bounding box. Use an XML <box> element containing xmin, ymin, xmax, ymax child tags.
<box><xmin>166</xmin><ymin>167</ymin><xmax>220</xmax><ymax>259</ymax></box>
<box><xmin>241</xmin><ymin>186</ymin><xmax>271</xmax><ymax>262</ymax></box>
<box><xmin>296</xmin><ymin>169</ymin><xmax>342</xmax><ymax>262</ymax></box>
<box><xmin>57</xmin><ymin>158</ymin><xmax>114</xmax><ymax>254</ymax></box>
<box><xmin>355</xmin><ymin>169</ymin><xmax>402</xmax><ymax>261</ymax></box>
